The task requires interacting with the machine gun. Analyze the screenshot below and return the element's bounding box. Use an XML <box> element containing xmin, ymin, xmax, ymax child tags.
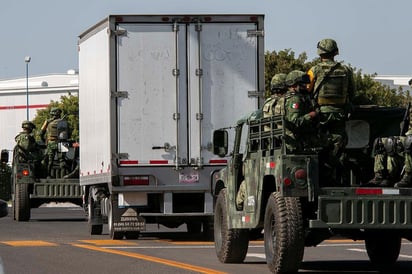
<box><xmin>400</xmin><ymin>102</ymin><xmax>411</xmax><ymax>136</ymax></box>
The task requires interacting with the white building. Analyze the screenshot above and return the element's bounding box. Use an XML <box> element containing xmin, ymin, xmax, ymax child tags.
<box><xmin>0</xmin><ymin>70</ymin><xmax>78</xmax><ymax>154</ymax></box>
<box><xmin>374</xmin><ymin>75</ymin><xmax>412</xmax><ymax>91</ymax></box>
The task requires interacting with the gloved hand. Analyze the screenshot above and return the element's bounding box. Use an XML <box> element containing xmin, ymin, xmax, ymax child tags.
<box><xmin>304</xmin><ymin>111</ymin><xmax>318</xmax><ymax>121</ymax></box>
<box><xmin>308</xmin><ymin>111</ymin><xmax>317</xmax><ymax>119</ymax></box>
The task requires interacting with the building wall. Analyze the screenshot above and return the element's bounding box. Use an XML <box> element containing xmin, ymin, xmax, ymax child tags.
<box><xmin>0</xmin><ymin>72</ymin><xmax>78</xmax><ymax>157</ymax></box>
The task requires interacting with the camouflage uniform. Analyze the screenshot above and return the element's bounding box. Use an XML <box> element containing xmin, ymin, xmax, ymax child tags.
<box><xmin>40</xmin><ymin>107</ymin><xmax>69</xmax><ymax>178</ymax></box>
<box><xmin>15</xmin><ymin>121</ymin><xmax>40</xmax><ymax>162</ymax></box>
<box><xmin>370</xmin><ymin>105</ymin><xmax>412</xmax><ymax>187</ymax></box>
<box><xmin>263</xmin><ymin>73</ymin><xmax>287</xmax><ymax>130</ymax></box>
<box><xmin>369</xmin><ymin>137</ymin><xmax>404</xmax><ymax>187</ymax></box>
<box><xmin>14</xmin><ymin>121</ymin><xmax>41</xmax><ymax>177</ymax></box>
<box><xmin>307</xmin><ymin>38</ymin><xmax>355</xmax><ymax>183</ymax></box>
<box><xmin>283</xmin><ymin>70</ymin><xmax>318</xmax><ymax>153</ymax></box>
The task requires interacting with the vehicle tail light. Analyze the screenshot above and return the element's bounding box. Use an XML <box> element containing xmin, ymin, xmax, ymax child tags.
<box><xmin>294</xmin><ymin>169</ymin><xmax>307</xmax><ymax>180</ymax></box>
<box><xmin>22</xmin><ymin>169</ymin><xmax>30</xmax><ymax>176</ymax></box>
<box><xmin>283</xmin><ymin>177</ymin><xmax>292</xmax><ymax>186</ymax></box>
<box><xmin>124</xmin><ymin>176</ymin><xmax>149</xmax><ymax>186</ymax></box>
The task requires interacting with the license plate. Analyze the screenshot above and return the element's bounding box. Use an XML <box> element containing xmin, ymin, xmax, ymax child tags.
<box><xmin>179</xmin><ymin>171</ymin><xmax>199</xmax><ymax>183</ymax></box>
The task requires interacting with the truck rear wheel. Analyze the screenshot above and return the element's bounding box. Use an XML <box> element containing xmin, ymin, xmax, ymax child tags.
<box><xmin>365</xmin><ymin>231</ymin><xmax>401</xmax><ymax>266</ymax></box>
<box><xmin>14</xmin><ymin>183</ymin><xmax>30</xmax><ymax>221</ymax></box>
<box><xmin>214</xmin><ymin>189</ymin><xmax>249</xmax><ymax>263</ymax></box>
<box><xmin>88</xmin><ymin>191</ymin><xmax>103</xmax><ymax>235</ymax></box>
<box><xmin>264</xmin><ymin>193</ymin><xmax>304</xmax><ymax>273</ymax></box>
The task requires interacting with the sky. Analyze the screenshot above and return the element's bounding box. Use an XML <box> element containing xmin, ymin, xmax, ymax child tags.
<box><xmin>0</xmin><ymin>0</ymin><xmax>411</xmax><ymax>79</ymax></box>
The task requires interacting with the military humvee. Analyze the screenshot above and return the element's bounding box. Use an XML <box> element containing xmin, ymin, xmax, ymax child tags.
<box><xmin>212</xmin><ymin>105</ymin><xmax>412</xmax><ymax>273</ymax></box>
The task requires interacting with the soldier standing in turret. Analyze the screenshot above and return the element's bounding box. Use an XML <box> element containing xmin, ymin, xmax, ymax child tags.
<box><xmin>307</xmin><ymin>38</ymin><xmax>355</xmax><ymax>184</ymax></box>
<box><xmin>40</xmin><ymin>107</ymin><xmax>69</xmax><ymax>178</ymax></box>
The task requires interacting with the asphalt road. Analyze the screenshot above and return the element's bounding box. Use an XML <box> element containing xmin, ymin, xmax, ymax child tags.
<box><xmin>0</xmin><ymin>205</ymin><xmax>412</xmax><ymax>274</ymax></box>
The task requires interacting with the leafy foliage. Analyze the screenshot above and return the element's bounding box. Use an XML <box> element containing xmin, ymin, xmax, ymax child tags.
<box><xmin>264</xmin><ymin>49</ymin><xmax>410</xmax><ymax>107</ymax></box>
<box><xmin>32</xmin><ymin>95</ymin><xmax>79</xmax><ymax>141</ymax></box>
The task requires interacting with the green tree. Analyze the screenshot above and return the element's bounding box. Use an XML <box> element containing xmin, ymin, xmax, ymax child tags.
<box><xmin>264</xmin><ymin>50</ymin><xmax>410</xmax><ymax>107</ymax></box>
<box><xmin>32</xmin><ymin>95</ymin><xmax>79</xmax><ymax>141</ymax></box>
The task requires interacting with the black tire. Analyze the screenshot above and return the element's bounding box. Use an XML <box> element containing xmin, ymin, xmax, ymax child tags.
<box><xmin>108</xmin><ymin>197</ymin><xmax>124</xmax><ymax>240</ymax></box>
<box><xmin>14</xmin><ymin>183</ymin><xmax>30</xmax><ymax>221</ymax></box>
<box><xmin>365</xmin><ymin>231</ymin><xmax>401</xmax><ymax>266</ymax></box>
<box><xmin>88</xmin><ymin>191</ymin><xmax>103</xmax><ymax>235</ymax></box>
<box><xmin>264</xmin><ymin>193</ymin><xmax>304</xmax><ymax>273</ymax></box>
<box><xmin>214</xmin><ymin>189</ymin><xmax>249</xmax><ymax>263</ymax></box>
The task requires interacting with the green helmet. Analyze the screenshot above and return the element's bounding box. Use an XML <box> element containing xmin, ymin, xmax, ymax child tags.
<box><xmin>285</xmin><ymin>70</ymin><xmax>310</xmax><ymax>87</ymax></box>
<box><xmin>317</xmin><ymin>38</ymin><xmax>339</xmax><ymax>56</ymax></box>
<box><xmin>270</xmin><ymin>73</ymin><xmax>287</xmax><ymax>92</ymax></box>
<box><xmin>50</xmin><ymin>107</ymin><xmax>62</xmax><ymax>117</ymax></box>
<box><xmin>22</xmin><ymin>120</ymin><xmax>35</xmax><ymax>130</ymax></box>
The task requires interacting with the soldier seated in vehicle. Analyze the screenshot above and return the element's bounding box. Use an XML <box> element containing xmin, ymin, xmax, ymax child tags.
<box><xmin>14</xmin><ymin>120</ymin><xmax>42</xmax><ymax>176</ymax></box>
<box><xmin>283</xmin><ymin>70</ymin><xmax>319</xmax><ymax>153</ymax></box>
<box><xmin>369</xmin><ymin>135</ymin><xmax>412</xmax><ymax>188</ymax></box>
<box><xmin>262</xmin><ymin>73</ymin><xmax>287</xmax><ymax>131</ymax></box>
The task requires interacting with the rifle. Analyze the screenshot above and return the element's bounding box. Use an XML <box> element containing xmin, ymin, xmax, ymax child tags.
<box><xmin>400</xmin><ymin>102</ymin><xmax>411</xmax><ymax>136</ymax></box>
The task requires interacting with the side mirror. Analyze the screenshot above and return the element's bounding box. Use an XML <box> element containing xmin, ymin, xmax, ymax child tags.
<box><xmin>213</xmin><ymin>130</ymin><xmax>228</xmax><ymax>157</ymax></box>
<box><xmin>1</xmin><ymin>149</ymin><xmax>8</xmax><ymax>164</ymax></box>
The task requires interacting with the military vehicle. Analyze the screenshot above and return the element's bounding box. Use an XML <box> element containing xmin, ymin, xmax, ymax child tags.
<box><xmin>11</xmin><ymin>121</ymin><xmax>82</xmax><ymax>221</ymax></box>
<box><xmin>78</xmin><ymin>14</ymin><xmax>264</xmax><ymax>239</ymax></box>
<box><xmin>212</xmin><ymin>105</ymin><xmax>412</xmax><ymax>273</ymax></box>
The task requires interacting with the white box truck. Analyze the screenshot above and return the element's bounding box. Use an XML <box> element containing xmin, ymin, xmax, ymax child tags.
<box><xmin>78</xmin><ymin>14</ymin><xmax>264</xmax><ymax>239</ymax></box>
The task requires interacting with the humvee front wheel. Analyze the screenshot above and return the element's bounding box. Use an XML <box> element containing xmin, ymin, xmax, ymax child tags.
<box><xmin>14</xmin><ymin>183</ymin><xmax>30</xmax><ymax>221</ymax></box>
<box><xmin>264</xmin><ymin>193</ymin><xmax>304</xmax><ymax>273</ymax></box>
<box><xmin>214</xmin><ymin>189</ymin><xmax>249</xmax><ymax>263</ymax></box>
<box><xmin>365</xmin><ymin>230</ymin><xmax>401</xmax><ymax>266</ymax></box>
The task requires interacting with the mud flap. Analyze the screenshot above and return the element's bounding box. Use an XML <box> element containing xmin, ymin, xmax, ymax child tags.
<box><xmin>112</xmin><ymin>206</ymin><xmax>146</xmax><ymax>232</ymax></box>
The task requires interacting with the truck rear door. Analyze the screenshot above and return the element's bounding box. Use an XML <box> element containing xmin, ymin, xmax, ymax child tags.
<box><xmin>187</xmin><ymin>22</ymin><xmax>261</xmax><ymax>167</ymax></box>
<box><xmin>115</xmin><ymin>23</ymin><xmax>188</xmax><ymax>167</ymax></box>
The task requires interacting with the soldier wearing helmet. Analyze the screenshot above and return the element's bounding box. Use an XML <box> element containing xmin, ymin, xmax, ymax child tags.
<box><xmin>307</xmin><ymin>38</ymin><xmax>355</xmax><ymax>184</ymax></box>
<box><xmin>40</xmin><ymin>107</ymin><xmax>69</xmax><ymax>178</ymax></box>
<box><xmin>14</xmin><ymin>120</ymin><xmax>40</xmax><ymax>163</ymax></box>
<box><xmin>283</xmin><ymin>70</ymin><xmax>319</xmax><ymax>153</ymax></box>
<box><xmin>262</xmin><ymin>73</ymin><xmax>287</xmax><ymax>130</ymax></box>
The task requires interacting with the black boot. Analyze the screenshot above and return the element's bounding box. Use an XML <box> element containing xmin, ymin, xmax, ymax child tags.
<box><xmin>368</xmin><ymin>171</ymin><xmax>385</xmax><ymax>186</ymax></box>
<box><xmin>395</xmin><ymin>173</ymin><xmax>412</xmax><ymax>188</ymax></box>
<box><xmin>379</xmin><ymin>176</ymin><xmax>394</xmax><ymax>187</ymax></box>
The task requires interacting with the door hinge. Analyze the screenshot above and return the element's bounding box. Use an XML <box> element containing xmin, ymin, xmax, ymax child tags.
<box><xmin>247</xmin><ymin>30</ymin><xmax>264</xmax><ymax>37</ymax></box>
<box><xmin>248</xmin><ymin>90</ymin><xmax>264</xmax><ymax>98</ymax></box>
<box><xmin>111</xmin><ymin>91</ymin><xmax>129</xmax><ymax>98</ymax></box>
<box><xmin>113</xmin><ymin>153</ymin><xmax>129</xmax><ymax>160</ymax></box>
<box><xmin>110</xmin><ymin>29</ymin><xmax>127</xmax><ymax>37</ymax></box>
<box><xmin>172</xmin><ymin>69</ymin><xmax>180</xmax><ymax>76</ymax></box>
<box><xmin>173</xmin><ymin>113</ymin><xmax>180</xmax><ymax>120</ymax></box>
<box><xmin>195</xmin><ymin>68</ymin><xmax>203</xmax><ymax>76</ymax></box>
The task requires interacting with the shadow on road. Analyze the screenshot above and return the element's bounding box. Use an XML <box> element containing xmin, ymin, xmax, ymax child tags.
<box><xmin>300</xmin><ymin>260</ymin><xmax>412</xmax><ymax>274</ymax></box>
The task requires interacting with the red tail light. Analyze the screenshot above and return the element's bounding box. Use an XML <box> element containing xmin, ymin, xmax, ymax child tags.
<box><xmin>22</xmin><ymin>169</ymin><xmax>30</xmax><ymax>176</ymax></box>
<box><xmin>283</xmin><ymin>177</ymin><xmax>292</xmax><ymax>186</ymax></box>
<box><xmin>294</xmin><ymin>169</ymin><xmax>307</xmax><ymax>179</ymax></box>
<box><xmin>124</xmin><ymin>176</ymin><xmax>149</xmax><ymax>186</ymax></box>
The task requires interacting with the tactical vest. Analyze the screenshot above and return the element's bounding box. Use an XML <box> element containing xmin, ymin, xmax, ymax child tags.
<box><xmin>263</xmin><ymin>95</ymin><xmax>285</xmax><ymax>117</ymax></box>
<box><xmin>47</xmin><ymin>119</ymin><xmax>60</xmax><ymax>139</ymax></box>
<box><xmin>47</xmin><ymin>118</ymin><xmax>69</xmax><ymax>140</ymax></box>
<box><xmin>314</xmin><ymin>62</ymin><xmax>349</xmax><ymax>105</ymax></box>
<box><xmin>263</xmin><ymin>97</ymin><xmax>277</xmax><ymax>118</ymax></box>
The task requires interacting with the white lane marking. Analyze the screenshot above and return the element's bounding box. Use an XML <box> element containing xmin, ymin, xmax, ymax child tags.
<box><xmin>246</xmin><ymin>253</ymin><xmax>266</xmax><ymax>259</ymax></box>
<box><xmin>349</xmin><ymin>248</ymin><xmax>412</xmax><ymax>259</ymax></box>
